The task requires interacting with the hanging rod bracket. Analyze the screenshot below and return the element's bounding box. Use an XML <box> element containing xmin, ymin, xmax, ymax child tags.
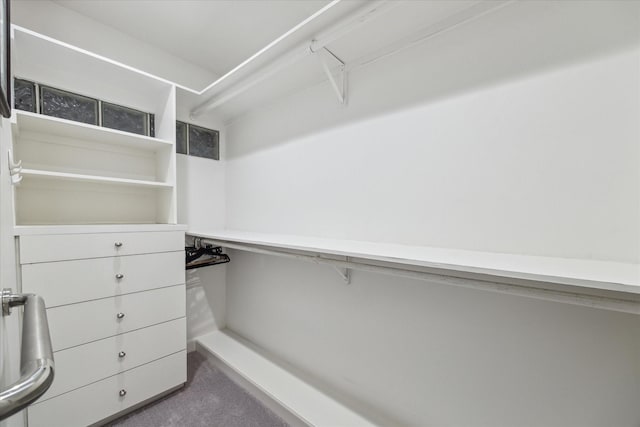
<box><xmin>186</xmin><ymin>234</ymin><xmax>640</xmax><ymax>314</ymax></box>
<box><xmin>316</xmin><ymin>47</ymin><xmax>347</xmax><ymax>105</ymax></box>
<box><xmin>8</xmin><ymin>149</ymin><xmax>22</xmax><ymax>175</ymax></box>
<box><xmin>334</xmin><ymin>259</ymin><xmax>351</xmax><ymax>284</ymax></box>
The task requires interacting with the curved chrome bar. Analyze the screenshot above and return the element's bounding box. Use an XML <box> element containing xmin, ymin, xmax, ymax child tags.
<box><xmin>0</xmin><ymin>293</ymin><xmax>55</xmax><ymax>421</ymax></box>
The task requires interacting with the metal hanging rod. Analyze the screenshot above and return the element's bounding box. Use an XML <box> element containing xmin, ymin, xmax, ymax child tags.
<box><xmin>192</xmin><ymin>237</ymin><xmax>640</xmax><ymax>315</ymax></box>
<box><xmin>190</xmin><ymin>0</ymin><xmax>515</xmax><ymax>117</ymax></box>
<box><xmin>190</xmin><ymin>0</ymin><xmax>397</xmax><ymax>117</ymax></box>
<box><xmin>195</xmin><ymin>0</ymin><xmax>343</xmax><ymax>96</ymax></box>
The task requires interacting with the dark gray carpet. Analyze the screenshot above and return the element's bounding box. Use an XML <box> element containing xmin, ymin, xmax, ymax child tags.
<box><xmin>106</xmin><ymin>351</ymin><xmax>289</xmax><ymax>427</ymax></box>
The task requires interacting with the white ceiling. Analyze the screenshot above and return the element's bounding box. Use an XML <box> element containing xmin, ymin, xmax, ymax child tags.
<box><xmin>54</xmin><ymin>0</ymin><xmax>332</xmax><ymax>78</ymax></box>
<box><xmin>48</xmin><ymin>0</ymin><xmax>512</xmax><ymax>122</ymax></box>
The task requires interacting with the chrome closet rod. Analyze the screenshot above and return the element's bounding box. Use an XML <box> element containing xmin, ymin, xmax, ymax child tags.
<box><xmin>194</xmin><ymin>237</ymin><xmax>640</xmax><ymax>315</ymax></box>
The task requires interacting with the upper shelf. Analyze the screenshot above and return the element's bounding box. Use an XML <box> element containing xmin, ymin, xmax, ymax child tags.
<box><xmin>188</xmin><ymin>229</ymin><xmax>640</xmax><ymax>296</ymax></box>
<box><xmin>12</xmin><ymin>25</ymin><xmax>174</xmax><ymax>114</ymax></box>
<box><xmin>12</xmin><ymin>111</ymin><xmax>173</xmax><ymax>152</ymax></box>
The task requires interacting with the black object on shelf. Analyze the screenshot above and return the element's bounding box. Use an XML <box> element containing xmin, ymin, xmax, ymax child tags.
<box><xmin>185</xmin><ymin>245</ymin><xmax>230</xmax><ymax>270</ymax></box>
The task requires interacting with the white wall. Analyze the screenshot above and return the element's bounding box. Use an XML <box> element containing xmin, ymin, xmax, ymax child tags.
<box><xmin>178</xmin><ymin>151</ymin><xmax>227</xmax><ymax>347</ymax></box>
<box><xmin>11</xmin><ymin>0</ymin><xmax>216</xmax><ymax>89</ymax></box>
<box><xmin>176</xmin><ymin>109</ymin><xmax>227</xmax><ymax>346</ymax></box>
<box><xmin>226</xmin><ymin>0</ymin><xmax>639</xmax><ymax>263</ymax></box>
<box><xmin>227</xmin><ymin>252</ymin><xmax>640</xmax><ymax>426</ymax></box>
<box><xmin>175</xmin><ymin>111</ymin><xmax>226</xmax><ymax>231</ymax></box>
<box><xmin>0</xmin><ymin>118</ymin><xmax>25</xmax><ymax>427</ymax></box>
<box><xmin>224</xmin><ymin>1</ymin><xmax>640</xmax><ymax>425</ymax></box>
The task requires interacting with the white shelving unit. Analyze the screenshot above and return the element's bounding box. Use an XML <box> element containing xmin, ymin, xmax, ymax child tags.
<box><xmin>8</xmin><ymin>26</ymin><xmax>188</xmax><ymax>426</ymax></box>
<box><xmin>189</xmin><ymin>229</ymin><xmax>640</xmax><ymax>313</ymax></box>
<box><xmin>10</xmin><ymin>26</ymin><xmax>178</xmax><ymax>226</ymax></box>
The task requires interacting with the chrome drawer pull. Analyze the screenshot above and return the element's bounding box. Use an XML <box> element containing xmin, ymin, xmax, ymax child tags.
<box><xmin>116</xmin><ymin>312</ymin><xmax>125</xmax><ymax>319</ymax></box>
<box><xmin>115</xmin><ymin>274</ymin><xmax>124</xmax><ymax>280</ymax></box>
<box><xmin>118</xmin><ymin>351</ymin><xmax>126</xmax><ymax>358</ymax></box>
<box><xmin>119</xmin><ymin>389</ymin><xmax>127</xmax><ymax>397</ymax></box>
<box><xmin>114</xmin><ymin>242</ymin><xmax>123</xmax><ymax>248</ymax></box>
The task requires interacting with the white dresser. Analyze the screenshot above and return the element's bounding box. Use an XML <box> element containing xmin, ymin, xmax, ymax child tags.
<box><xmin>18</xmin><ymin>228</ymin><xmax>186</xmax><ymax>427</ymax></box>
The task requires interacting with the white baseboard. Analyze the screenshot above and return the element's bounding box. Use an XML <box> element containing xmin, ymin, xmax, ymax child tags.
<box><xmin>194</xmin><ymin>329</ymin><xmax>377</xmax><ymax>427</ymax></box>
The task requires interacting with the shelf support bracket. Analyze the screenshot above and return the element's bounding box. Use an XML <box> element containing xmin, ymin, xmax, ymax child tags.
<box><xmin>316</xmin><ymin>47</ymin><xmax>347</xmax><ymax>105</ymax></box>
<box><xmin>334</xmin><ymin>256</ymin><xmax>351</xmax><ymax>284</ymax></box>
<box><xmin>7</xmin><ymin>150</ymin><xmax>22</xmax><ymax>175</ymax></box>
<box><xmin>7</xmin><ymin>150</ymin><xmax>22</xmax><ymax>185</ymax></box>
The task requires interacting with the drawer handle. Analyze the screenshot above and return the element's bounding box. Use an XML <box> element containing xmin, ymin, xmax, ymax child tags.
<box><xmin>119</xmin><ymin>389</ymin><xmax>127</xmax><ymax>397</ymax></box>
<box><xmin>114</xmin><ymin>242</ymin><xmax>123</xmax><ymax>248</ymax></box>
<box><xmin>115</xmin><ymin>274</ymin><xmax>124</xmax><ymax>280</ymax></box>
<box><xmin>116</xmin><ymin>312</ymin><xmax>125</xmax><ymax>319</ymax></box>
<box><xmin>118</xmin><ymin>351</ymin><xmax>126</xmax><ymax>358</ymax></box>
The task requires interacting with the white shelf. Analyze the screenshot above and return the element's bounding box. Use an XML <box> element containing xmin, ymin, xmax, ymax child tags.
<box><xmin>189</xmin><ymin>230</ymin><xmax>640</xmax><ymax>296</ymax></box>
<box><xmin>13</xmin><ymin>111</ymin><xmax>173</xmax><ymax>152</ymax></box>
<box><xmin>12</xmin><ymin>25</ymin><xmax>173</xmax><ymax>114</ymax></box>
<box><xmin>20</xmin><ymin>169</ymin><xmax>172</xmax><ymax>189</ymax></box>
<box><xmin>10</xmin><ymin>27</ymin><xmax>178</xmax><ymax>226</ymax></box>
<box><xmin>13</xmin><ymin>224</ymin><xmax>187</xmax><ymax>236</ymax></box>
<box><xmin>196</xmin><ymin>330</ymin><xmax>376</xmax><ymax>427</ymax></box>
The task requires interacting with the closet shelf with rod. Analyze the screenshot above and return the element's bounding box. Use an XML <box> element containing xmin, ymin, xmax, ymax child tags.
<box><xmin>188</xmin><ymin>230</ymin><xmax>640</xmax><ymax>314</ymax></box>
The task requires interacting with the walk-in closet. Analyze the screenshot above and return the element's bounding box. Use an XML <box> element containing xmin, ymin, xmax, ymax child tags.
<box><xmin>0</xmin><ymin>1</ymin><xmax>639</xmax><ymax>426</ymax></box>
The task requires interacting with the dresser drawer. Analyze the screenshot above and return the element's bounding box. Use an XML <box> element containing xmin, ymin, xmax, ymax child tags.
<box><xmin>22</xmin><ymin>251</ymin><xmax>185</xmax><ymax>307</ymax></box>
<box><xmin>41</xmin><ymin>317</ymin><xmax>186</xmax><ymax>401</ymax></box>
<box><xmin>19</xmin><ymin>231</ymin><xmax>184</xmax><ymax>264</ymax></box>
<box><xmin>28</xmin><ymin>351</ymin><xmax>186</xmax><ymax>427</ymax></box>
<box><xmin>47</xmin><ymin>285</ymin><xmax>185</xmax><ymax>351</ymax></box>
